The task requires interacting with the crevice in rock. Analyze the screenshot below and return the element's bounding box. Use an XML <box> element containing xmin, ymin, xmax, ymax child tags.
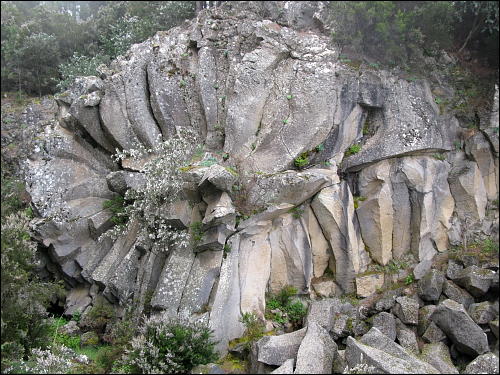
<box><xmin>144</xmin><ymin>66</ymin><xmax>163</xmax><ymax>140</ymax></box>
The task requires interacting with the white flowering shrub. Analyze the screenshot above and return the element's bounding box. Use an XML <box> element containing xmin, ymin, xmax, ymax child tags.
<box><xmin>113</xmin><ymin>315</ymin><xmax>218</xmax><ymax>374</ymax></box>
<box><xmin>4</xmin><ymin>345</ymin><xmax>89</xmax><ymax>374</ymax></box>
<box><xmin>57</xmin><ymin>52</ymin><xmax>109</xmax><ymax>91</ymax></box>
<box><xmin>100</xmin><ymin>127</ymin><xmax>199</xmax><ymax>253</ymax></box>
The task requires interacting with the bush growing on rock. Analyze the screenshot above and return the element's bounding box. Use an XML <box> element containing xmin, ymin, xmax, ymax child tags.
<box><xmin>114</xmin><ymin>316</ymin><xmax>218</xmax><ymax>374</ymax></box>
<box><xmin>100</xmin><ymin>128</ymin><xmax>198</xmax><ymax>253</ymax></box>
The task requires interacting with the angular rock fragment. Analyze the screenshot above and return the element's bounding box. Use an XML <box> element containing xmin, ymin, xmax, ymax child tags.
<box><xmin>395</xmin><ymin>318</ymin><xmax>419</xmax><ymax>354</ymax></box>
<box><xmin>468</xmin><ymin>301</ymin><xmax>497</xmax><ymax>325</ymax></box>
<box><xmin>393</xmin><ymin>296</ymin><xmax>419</xmax><ymax>325</ymax></box>
<box><xmin>431</xmin><ymin>299</ymin><xmax>489</xmax><ymax>356</ymax></box>
<box><xmin>442</xmin><ymin>279</ymin><xmax>475</xmax><ymax>309</ymax></box>
<box><xmin>452</xmin><ymin>265</ymin><xmax>495</xmax><ymax>297</ymax></box>
<box><xmin>465</xmin><ymin>353</ymin><xmax>499</xmax><ymax>374</ymax></box>
<box><xmin>305</xmin><ymin>298</ymin><xmax>341</xmax><ymax>332</ymax></box>
<box><xmin>417</xmin><ymin>269</ymin><xmax>445</xmax><ymax>302</ymax></box>
<box><xmin>345</xmin><ymin>328</ymin><xmax>439</xmax><ymax>374</ymax></box>
<box><xmin>355</xmin><ymin>272</ymin><xmax>384</xmax><ymax>298</ymax></box>
<box><xmin>420</xmin><ymin>342</ymin><xmax>458</xmax><ymax>374</ymax></box>
<box><xmin>271</xmin><ymin>358</ymin><xmax>294</xmax><ymax>374</ymax></box>
<box><xmin>256</xmin><ymin>328</ymin><xmax>306</xmax><ymax>366</ymax></box>
<box><xmin>372</xmin><ymin>312</ymin><xmax>397</xmax><ymax>341</ymax></box>
<box><xmin>294</xmin><ymin>322</ymin><xmax>337</xmax><ymax>374</ymax></box>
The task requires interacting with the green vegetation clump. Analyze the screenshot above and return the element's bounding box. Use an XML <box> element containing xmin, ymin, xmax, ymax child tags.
<box><xmin>103</xmin><ymin>195</ymin><xmax>129</xmax><ymax>225</ymax></box>
<box><xmin>294</xmin><ymin>152</ymin><xmax>309</xmax><ymax>168</ymax></box>
<box><xmin>1</xmin><ymin>174</ymin><xmax>65</xmax><ymax>372</ymax></box>
<box><xmin>233</xmin><ymin>312</ymin><xmax>266</xmax><ymax>351</ymax></box>
<box><xmin>345</xmin><ymin>144</ymin><xmax>362</xmax><ymax>156</ymax></box>
<box><xmin>265</xmin><ymin>286</ymin><xmax>307</xmax><ymax>329</ymax></box>
<box><xmin>432</xmin><ymin>153</ymin><xmax>447</xmax><ymax>161</ymax></box>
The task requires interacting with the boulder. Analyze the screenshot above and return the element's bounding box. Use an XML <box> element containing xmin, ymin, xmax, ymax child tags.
<box><xmin>442</xmin><ymin>279</ymin><xmax>475</xmax><ymax>309</ymax></box>
<box><xmin>468</xmin><ymin>302</ymin><xmax>497</xmax><ymax>325</ymax></box>
<box><xmin>393</xmin><ymin>296</ymin><xmax>419</xmax><ymax>325</ymax></box>
<box><xmin>305</xmin><ymin>298</ymin><xmax>341</xmax><ymax>332</ymax></box>
<box><xmin>417</xmin><ymin>305</ymin><xmax>436</xmax><ymax>336</ymax></box>
<box><xmin>420</xmin><ymin>342</ymin><xmax>458</xmax><ymax>374</ymax></box>
<box><xmin>417</xmin><ymin>269</ymin><xmax>445</xmax><ymax>302</ymax></box>
<box><xmin>345</xmin><ymin>328</ymin><xmax>439</xmax><ymax>374</ymax></box>
<box><xmin>422</xmin><ymin>322</ymin><xmax>447</xmax><ymax>343</ymax></box>
<box><xmin>395</xmin><ymin>319</ymin><xmax>419</xmax><ymax>354</ymax></box>
<box><xmin>198</xmin><ymin>164</ymin><xmax>238</xmax><ymax>194</ymax></box>
<box><xmin>256</xmin><ymin>328</ymin><xmax>306</xmax><ymax>366</ymax></box>
<box><xmin>294</xmin><ymin>322</ymin><xmax>337</xmax><ymax>374</ymax></box>
<box><xmin>431</xmin><ymin>299</ymin><xmax>489</xmax><ymax>356</ymax></box>
<box><xmin>372</xmin><ymin>312</ymin><xmax>397</xmax><ymax>341</ymax></box>
<box><xmin>60</xmin><ymin>320</ymin><xmax>80</xmax><ymax>336</ymax></box>
<box><xmin>64</xmin><ymin>286</ymin><xmax>92</xmax><ymax>316</ymax></box>
<box><xmin>465</xmin><ymin>353</ymin><xmax>499</xmax><ymax>374</ymax></box>
<box><xmin>452</xmin><ymin>265</ymin><xmax>495</xmax><ymax>297</ymax></box>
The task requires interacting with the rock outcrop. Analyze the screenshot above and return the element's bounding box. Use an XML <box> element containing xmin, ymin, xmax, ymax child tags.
<box><xmin>22</xmin><ymin>2</ymin><xmax>499</xmax><ymax>372</ymax></box>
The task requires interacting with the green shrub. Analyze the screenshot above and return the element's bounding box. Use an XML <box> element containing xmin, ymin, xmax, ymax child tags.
<box><xmin>265</xmin><ymin>286</ymin><xmax>306</xmax><ymax>329</ymax></box>
<box><xmin>117</xmin><ymin>317</ymin><xmax>218</xmax><ymax>374</ymax></box>
<box><xmin>353</xmin><ymin>196</ymin><xmax>367</xmax><ymax>209</ymax></box>
<box><xmin>294</xmin><ymin>153</ymin><xmax>309</xmax><ymax>168</ymax></box>
<box><xmin>47</xmin><ymin>317</ymin><xmax>81</xmax><ymax>350</ymax></box>
<box><xmin>432</xmin><ymin>153</ymin><xmax>446</xmax><ymax>161</ymax></box>
<box><xmin>345</xmin><ymin>144</ymin><xmax>362</xmax><ymax>156</ymax></box>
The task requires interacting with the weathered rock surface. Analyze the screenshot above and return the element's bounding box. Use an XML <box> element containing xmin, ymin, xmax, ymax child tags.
<box><xmin>452</xmin><ymin>265</ymin><xmax>495</xmax><ymax>297</ymax></box>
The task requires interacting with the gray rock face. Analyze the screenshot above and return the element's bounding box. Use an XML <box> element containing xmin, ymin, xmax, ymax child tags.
<box><xmin>372</xmin><ymin>312</ymin><xmax>397</xmax><ymax>341</ymax></box>
<box><xmin>431</xmin><ymin>299</ymin><xmax>489</xmax><ymax>356</ymax></box>
<box><xmin>420</xmin><ymin>342</ymin><xmax>458</xmax><ymax>374</ymax></box>
<box><xmin>465</xmin><ymin>353</ymin><xmax>500</xmax><ymax>374</ymax></box>
<box><xmin>393</xmin><ymin>296</ymin><xmax>419</xmax><ymax>325</ymax></box>
<box><xmin>256</xmin><ymin>328</ymin><xmax>306</xmax><ymax>366</ymax></box>
<box><xmin>345</xmin><ymin>327</ymin><xmax>439</xmax><ymax>374</ymax></box>
<box><xmin>294</xmin><ymin>322</ymin><xmax>337</xmax><ymax>374</ymax></box>
<box><xmin>417</xmin><ymin>269</ymin><xmax>445</xmax><ymax>302</ymax></box>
